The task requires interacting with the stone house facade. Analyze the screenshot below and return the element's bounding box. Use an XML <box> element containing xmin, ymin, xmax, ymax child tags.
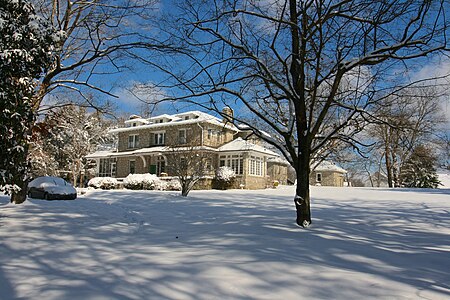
<box><xmin>86</xmin><ymin>110</ymin><xmax>288</xmax><ymax>189</ymax></box>
<box><xmin>309</xmin><ymin>161</ymin><xmax>347</xmax><ymax>187</ymax></box>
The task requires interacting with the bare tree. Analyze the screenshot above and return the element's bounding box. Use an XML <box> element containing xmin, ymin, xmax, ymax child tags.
<box><xmin>146</xmin><ymin>0</ymin><xmax>449</xmax><ymax>227</ymax></box>
<box><xmin>31</xmin><ymin>0</ymin><xmax>169</xmax><ymax>110</ymax></box>
<box><xmin>166</xmin><ymin>138</ymin><xmax>214</xmax><ymax>197</ymax></box>
<box><xmin>370</xmin><ymin>86</ymin><xmax>447</xmax><ymax>187</ymax></box>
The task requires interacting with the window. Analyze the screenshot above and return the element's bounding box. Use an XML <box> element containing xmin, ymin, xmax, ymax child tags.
<box><xmin>219</xmin><ymin>154</ymin><xmax>243</xmax><ymax>175</ymax></box>
<box><xmin>249</xmin><ymin>156</ymin><xmax>263</xmax><ymax>176</ymax></box>
<box><xmin>219</xmin><ymin>155</ymin><xmax>226</xmax><ymax>167</ymax></box>
<box><xmin>316</xmin><ymin>173</ymin><xmax>322</xmax><ymax>182</ymax></box>
<box><xmin>128</xmin><ymin>134</ymin><xmax>139</xmax><ymax>148</ymax></box>
<box><xmin>129</xmin><ymin>160</ymin><xmax>136</xmax><ymax>174</ymax></box>
<box><xmin>98</xmin><ymin>158</ymin><xmax>116</xmax><ymax>177</ymax></box>
<box><xmin>178</xmin><ymin>129</ymin><xmax>187</xmax><ymax>144</ymax></box>
<box><xmin>184</xmin><ymin>116</ymin><xmax>189</xmax><ymax>120</ymax></box>
<box><xmin>154</xmin><ymin>132</ymin><xmax>165</xmax><ymax>145</ymax></box>
<box><xmin>205</xmin><ymin>158</ymin><xmax>212</xmax><ymax>171</ymax></box>
<box><xmin>180</xmin><ymin>157</ymin><xmax>187</xmax><ymax>169</ymax></box>
<box><xmin>156</xmin><ymin>156</ymin><xmax>166</xmax><ymax>176</ymax></box>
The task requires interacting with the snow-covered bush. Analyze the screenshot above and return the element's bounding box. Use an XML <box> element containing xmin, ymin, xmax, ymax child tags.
<box><xmin>153</xmin><ymin>179</ymin><xmax>167</xmax><ymax>191</ymax></box>
<box><xmin>123</xmin><ymin>173</ymin><xmax>163</xmax><ymax>190</ymax></box>
<box><xmin>165</xmin><ymin>179</ymin><xmax>182</xmax><ymax>191</ymax></box>
<box><xmin>87</xmin><ymin>177</ymin><xmax>118</xmax><ymax>190</ymax></box>
<box><xmin>214</xmin><ymin>167</ymin><xmax>236</xmax><ymax>189</ymax></box>
<box><xmin>216</xmin><ymin>166</ymin><xmax>236</xmax><ymax>182</ymax></box>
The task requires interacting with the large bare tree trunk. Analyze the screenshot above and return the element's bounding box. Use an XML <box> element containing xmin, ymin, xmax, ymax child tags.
<box><xmin>294</xmin><ymin>144</ymin><xmax>311</xmax><ymax>227</ymax></box>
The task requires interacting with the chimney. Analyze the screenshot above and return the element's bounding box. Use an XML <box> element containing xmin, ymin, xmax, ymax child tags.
<box><xmin>222</xmin><ymin>106</ymin><xmax>234</xmax><ymax>123</ymax></box>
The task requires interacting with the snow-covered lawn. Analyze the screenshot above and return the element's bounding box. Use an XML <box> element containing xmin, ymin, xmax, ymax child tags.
<box><xmin>1</xmin><ymin>186</ymin><xmax>449</xmax><ymax>300</ymax></box>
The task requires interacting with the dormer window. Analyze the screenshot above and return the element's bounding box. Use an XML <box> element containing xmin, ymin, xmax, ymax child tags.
<box><xmin>184</xmin><ymin>116</ymin><xmax>189</xmax><ymax>120</ymax></box>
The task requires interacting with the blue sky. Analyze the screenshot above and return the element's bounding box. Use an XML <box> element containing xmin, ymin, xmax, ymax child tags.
<box><xmin>81</xmin><ymin>0</ymin><xmax>450</xmax><ymax>128</ymax></box>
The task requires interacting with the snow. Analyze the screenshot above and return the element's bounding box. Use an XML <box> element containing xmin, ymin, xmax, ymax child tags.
<box><xmin>28</xmin><ymin>176</ymin><xmax>76</xmax><ymax>195</ymax></box>
<box><xmin>0</xmin><ymin>186</ymin><xmax>449</xmax><ymax>299</ymax></box>
<box><xmin>87</xmin><ymin>177</ymin><xmax>118</xmax><ymax>189</ymax></box>
<box><xmin>312</xmin><ymin>160</ymin><xmax>347</xmax><ymax>173</ymax></box>
<box><xmin>215</xmin><ymin>166</ymin><xmax>236</xmax><ymax>182</ymax></box>
<box><xmin>109</xmin><ymin>111</ymin><xmax>238</xmax><ymax>134</ymax></box>
<box><xmin>123</xmin><ymin>173</ymin><xmax>165</xmax><ymax>190</ymax></box>
<box><xmin>28</xmin><ymin>176</ymin><xmax>68</xmax><ymax>188</ymax></box>
<box><xmin>218</xmin><ymin>137</ymin><xmax>279</xmax><ymax>156</ymax></box>
<box><xmin>438</xmin><ymin>169</ymin><xmax>450</xmax><ymax>188</ymax></box>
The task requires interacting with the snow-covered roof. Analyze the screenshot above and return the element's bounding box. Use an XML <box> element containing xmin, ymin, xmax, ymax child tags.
<box><xmin>267</xmin><ymin>156</ymin><xmax>290</xmax><ymax>165</ymax></box>
<box><xmin>124</xmin><ymin>118</ymin><xmax>150</xmax><ymax>125</ymax></box>
<box><xmin>109</xmin><ymin>110</ymin><xmax>238</xmax><ymax>134</ymax></box>
<box><xmin>85</xmin><ymin>150</ymin><xmax>117</xmax><ymax>159</ymax></box>
<box><xmin>312</xmin><ymin>161</ymin><xmax>347</xmax><ymax>173</ymax></box>
<box><xmin>148</xmin><ymin>114</ymin><xmax>181</xmax><ymax>122</ymax></box>
<box><xmin>236</xmin><ymin>124</ymin><xmax>272</xmax><ymax>138</ymax></box>
<box><xmin>85</xmin><ymin>146</ymin><xmax>218</xmax><ymax>159</ymax></box>
<box><xmin>218</xmin><ymin>138</ymin><xmax>279</xmax><ymax>156</ymax></box>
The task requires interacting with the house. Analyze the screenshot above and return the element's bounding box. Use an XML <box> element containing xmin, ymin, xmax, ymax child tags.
<box><xmin>309</xmin><ymin>161</ymin><xmax>347</xmax><ymax>187</ymax></box>
<box><xmin>86</xmin><ymin>108</ymin><xmax>288</xmax><ymax>189</ymax></box>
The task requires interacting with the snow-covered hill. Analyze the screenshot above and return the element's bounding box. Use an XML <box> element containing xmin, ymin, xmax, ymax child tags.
<box><xmin>1</xmin><ymin>186</ymin><xmax>449</xmax><ymax>299</ymax></box>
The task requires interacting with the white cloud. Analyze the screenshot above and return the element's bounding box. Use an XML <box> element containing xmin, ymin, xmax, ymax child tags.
<box><xmin>412</xmin><ymin>57</ymin><xmax>450</xmax><ymax>123</ymax></box>
<box><xmin>113</xmin><ymin>81</ymin><xmax>172</xmax><ymax>117</ymax></box>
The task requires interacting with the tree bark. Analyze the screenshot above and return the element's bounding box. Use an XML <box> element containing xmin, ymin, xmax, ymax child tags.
<box><xmin>385</xmin><ymin>147</ymin><xmax>393</xmax><ymax>188</ymax></box>
<box><xmin>294</xmin><ymin>144</ymin><xmax>311</xmax><ymax>227</ymax></box>
<box><xmin>10</xmin><ymin>120</ymin><xmax>33</xmax><ymax>204</ymax></box>
<box><xmin>10</xmin><ymin>180</ymin><xmax>28</xmax><ymax>204</ymax></box>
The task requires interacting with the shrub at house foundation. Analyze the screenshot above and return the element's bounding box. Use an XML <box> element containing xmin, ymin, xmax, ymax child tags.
<box><xmin>214</xmin><ymin>167</ymin><xmax>236</xmax><ymax>190</ymax></box>
<box><xmin>87</xmin><ymin>177</ymin><xmax>118</xmax><ymax>190</ymax></box>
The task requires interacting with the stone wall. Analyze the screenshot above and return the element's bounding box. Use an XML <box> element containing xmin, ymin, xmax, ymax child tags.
<box><xmin>309</xmin><ymin>171</ymin><xmax>345</xmax><ymax>187</ymax></box>
<box><xmin>242</xmin><ymin>175</ymin><xmax>269</xmax><ymax>189</ymax></box>
<box><xmin>267</xmin><ymin>163</ymin><xmax>288</xmax><ymax>185</ymax></box>
<box><xmin>117</xmin><ymin>122</ymin><xmax>236</xmax><ymax>152</ymax></box>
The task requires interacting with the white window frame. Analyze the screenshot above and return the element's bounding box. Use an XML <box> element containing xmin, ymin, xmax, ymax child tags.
<box><xmin>248</xmin><ymin>155</ymin><xmax>264</xmax><ymax>176</ymax></box>
<box><xmin>178</xmin><ymin>129</ymin><xmax>187</xmax><ymax>144</ymax></box>
<box><xmin>128</xmin><ymin>134</ymin><xmax>139</xmax><ymax>148</ymax></box>
<box><xmin>129</xmin><ymin>160</ymin><xmax>136</xmax><ymax>174</ymax></box>
<box><xmin>207</xmin><ymin>129</ymin><xmax>213</xmax><ymax>139</ymax></box>
<box><xmin>98</xmin><ymin>158</ymin><xmax>116</xmax><ymax>177</ymax></box>
<box><xmin>154</xmin><ymin>132</ymin><xmax>166</xmax><ymax>145</ymax></box>
<box><xmin>156</xmin><ymin>155</ymin><xmax>166</xmax><ymax>176</ymax></box>
<box><xmin>219</xmin><ymin>154</ymin><xmax>243</xmax><ymax>175</ymax></box>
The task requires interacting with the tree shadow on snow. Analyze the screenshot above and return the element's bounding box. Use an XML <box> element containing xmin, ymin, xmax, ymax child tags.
<box><xmin>0</xmin><ymin>188</ymin><xmax>449</xmax><ymax>299</ymax></box>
